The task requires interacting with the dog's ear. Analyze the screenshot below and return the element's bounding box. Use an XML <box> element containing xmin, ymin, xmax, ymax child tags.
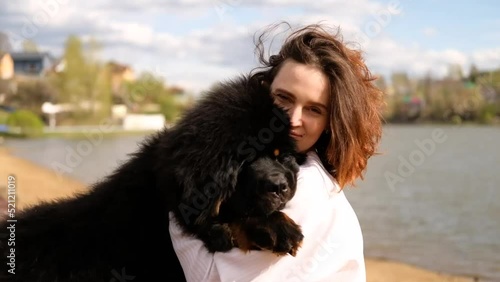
<box><xmin>206</xmin><ymin>158</ymin><xmax>243</xmax><ymax>218</ymax></box>
<box><xmin>176</xmin><ymin>157</ymin><xmax>243</xmax><ymax>225</ymax></box>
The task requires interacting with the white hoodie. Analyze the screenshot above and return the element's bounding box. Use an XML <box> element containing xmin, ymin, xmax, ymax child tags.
<box><xmin>169</xmin><ymin>151</ymin><xmax>366</xmax><ymax>282</ymax></box>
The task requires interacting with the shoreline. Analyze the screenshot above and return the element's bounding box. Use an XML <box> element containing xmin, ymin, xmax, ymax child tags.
<box><xmin>0</xmin><ymin>147</ymin><xmax>478</xmax><ymax>282</ymax></box>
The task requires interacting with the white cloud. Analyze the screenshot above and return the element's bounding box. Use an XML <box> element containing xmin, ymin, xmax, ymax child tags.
<box><xmin>102</xmin><ymin>21</ymin><xmax>155</xmax><ymax>47</ymax></box>
<box><xmin>471</xmin><ymin>48</ymin><xmax>500</xmax><ymax>70</ymax></box>
<box><xmin>364</xmin><ymin>36</ymin><xmax>499</xmax><ymax>80</ymax></box>
<box><xmin>422</xmin><ymin>27</ymin><xmax>438</xmax><ymax>37</ymax></box>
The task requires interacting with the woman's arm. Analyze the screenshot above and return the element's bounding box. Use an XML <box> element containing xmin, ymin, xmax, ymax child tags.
<box><xmin>169</xmin><ymin>213</ymin><xmax>221</xmax><ymax>282</ymax></box>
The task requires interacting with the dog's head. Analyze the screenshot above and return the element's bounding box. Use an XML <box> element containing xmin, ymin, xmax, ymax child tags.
<box><xmin>244</xmin><ymin>153</ymin><xmax>300</xmax><ymax>214</ymax></box>
<box><xmin>214</xmin><ymin>78</ymin><xmax>307</xmax><ymax>218</ymax></box>
<box><xmin>164</xmin><ymin>74</ymin><xmax>306</xmax><ymax>223</ymax></box>
<box><xmin>220</xmin><ymin>146</ymin><xmax>304</xmax><ymax>218</ymax></box>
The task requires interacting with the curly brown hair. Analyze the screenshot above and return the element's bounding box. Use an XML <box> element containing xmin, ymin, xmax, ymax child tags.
<box><xmin>250</xmin><ymin>22</ymin><xmax>385</xmax><ymax>188</ymax></box>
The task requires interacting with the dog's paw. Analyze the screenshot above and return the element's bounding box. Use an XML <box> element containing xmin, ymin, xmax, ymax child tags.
<box><xmin>271</xmin><ymin>216</ymin><xmax>304</xmax><ymax>256</ymax></box>
<box><xmin>204</xmin><ymin>223</ymin><xmax>234</xmax><ymax>253</ymax></box>
<box><xmin>245</xmin><ymin>212</ymin><xmax>304</xmax><ymax>256</ymax></box>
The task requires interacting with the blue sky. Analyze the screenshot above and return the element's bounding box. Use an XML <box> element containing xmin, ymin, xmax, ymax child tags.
<box><xmin>383</xmin><ymin>0</ymin><xmax>499</xmax><ymax>52</ymax></box>
<box><xmin>1</xmin><ymin>0</ymin><xmax>499</xmax><ymax>95</ymax></box>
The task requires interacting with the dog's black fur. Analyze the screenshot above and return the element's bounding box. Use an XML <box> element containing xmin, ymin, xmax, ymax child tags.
<box><xmin>0</xmin><ymin>75</ymin><xmax>306</xmax><ymax>282</ymax></box>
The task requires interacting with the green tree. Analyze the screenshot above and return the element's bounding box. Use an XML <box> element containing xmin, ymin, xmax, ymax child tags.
<box><xmin>416</xmin><ymin>73</ymin><xmax>432</xmax><ymax>120</ymax></box>
<box><xmin>124</xmin><ymin>72</ymin><xmax>182</xmax><ymax>122</ymax></box>
<box><xmin>6</xmin><ymin>110</ymin><xmax>45</xmax><ymax>137</ymax></box>
<box><xmin>51</xmin><ymin>35</ymin><xmax>112</xmax><ymax>123</ymax></box>
<box><xmin>447</xmin><ymin>64</ymin><xmax>464</xmax><ymax>81</ymax></box>
<box><xmin>374</xmin><ymin>74</ymin><xmax>387</xmax><ymax>92</ymax></box>
<box><xmin>83</xmin><ymin>37</ymin><xmax>111</xmax><ymax>118</ymax></box>
<box><xmin>54</xmin><ymin>35</ymin><xmax>86</xmax><ymax>107</ymax></box>
<box><xmin>125</xmin><ymin>72</ymin><xmax>165</xmax><ymax>105</ymax></box>
<box><xmin>468</xmin><ymin>64</ymin><xmax>479</xmax><ymax>83</ymax></box>
<box><xmin>391</xmin><ymin>72</ymin><xmax>411</xmax><ymax>96</ymax></box>
<box><xmin>94</xmin><ymin>63</ymin><xmax>112</xmax><ymax>119</ymax></box>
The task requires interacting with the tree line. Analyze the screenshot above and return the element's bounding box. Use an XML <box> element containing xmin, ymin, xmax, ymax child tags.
<box><xmin>377</xmin><ymin>66</ymin><xmax>500</xmax><ymax>125</ymax></box>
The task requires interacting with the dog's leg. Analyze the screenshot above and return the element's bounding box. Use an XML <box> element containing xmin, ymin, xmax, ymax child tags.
<box><xmin>229</xmin><ymin>211</ymin><xmax>304</xmax><ymax>256</ymax></box>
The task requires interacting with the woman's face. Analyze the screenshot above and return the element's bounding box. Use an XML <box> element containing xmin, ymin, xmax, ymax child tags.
<box><xmin>271</xmin><ymin>59</ymin><xmax>330</xmax><ymax>153</ymax></box>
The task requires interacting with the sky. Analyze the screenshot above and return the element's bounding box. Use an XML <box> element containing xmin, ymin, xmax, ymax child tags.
<box><xmin>1</xmin><ymin>0</ymin><xmax>499</xmax><ymax>96</ymax></box>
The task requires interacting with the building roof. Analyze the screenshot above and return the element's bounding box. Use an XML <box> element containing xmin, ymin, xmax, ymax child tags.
<box><xmin>107</xmin><ymin>61</ymin><xmax>132</xmax><ymax>73</ymax></box>
<box><xmin>10</xmin><ymin>52</ymin><xmax>55</xmax><ymax>61</ymax></box>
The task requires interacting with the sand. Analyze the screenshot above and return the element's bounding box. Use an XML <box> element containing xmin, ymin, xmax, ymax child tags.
<box><xmin>0</xmin><ymin>146</ymin><xmax>477</xmax><ymax>282</ymax></box>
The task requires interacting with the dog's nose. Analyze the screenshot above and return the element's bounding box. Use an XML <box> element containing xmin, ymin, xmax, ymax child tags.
<box><xmin>266</xmin><ymin>171</ymin><xmax>290</xmax><ymax>193</ymax></box>
<box><xmin>279</xmin><ymin>183</ymin><xmax>288</xmax><ymax>193</ymax></box>
<box><xmin>267</xmin><ymin>179</ymin><xmax>288</xmax><ymax>193</ymax></box>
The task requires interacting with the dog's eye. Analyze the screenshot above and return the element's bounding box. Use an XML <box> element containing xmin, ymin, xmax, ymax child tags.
<box><xmin>274</xmin><ymin>149</ymin><xmax>280</xmax><ymax>157</ymax></box>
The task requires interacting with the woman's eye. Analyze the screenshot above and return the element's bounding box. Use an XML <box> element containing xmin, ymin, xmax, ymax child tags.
<box><xmin>276</xmin><ymin>93</ymin><xmax>291</xmax><ymax>101</ymax></box>
<box><xmin>310</xmin><ymin>107</ymin><xmax>322</xmax><ymax>114</ymax></box>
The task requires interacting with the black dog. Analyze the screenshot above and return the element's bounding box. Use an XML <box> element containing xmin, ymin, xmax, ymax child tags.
<box><xmin>0</xmin><ymin>75</ymin><xmax>305</xmax><ymax>282</ymax></box>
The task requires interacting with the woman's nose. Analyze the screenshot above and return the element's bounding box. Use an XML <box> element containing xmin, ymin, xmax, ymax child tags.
<box><xmin>289</xmin><ymin>106</ymin><xmax>302</xmax><ymax>126</ymax></box>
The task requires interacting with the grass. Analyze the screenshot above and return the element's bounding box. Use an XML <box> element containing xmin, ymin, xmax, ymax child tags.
<box><xmin>0</xmin><ymin>129</ymin><xmax>158</xmax><ymax>139</ymax></box>
<box><xmin>41</xmin><ymin>129</ymin><xmax>157</xmax><ymax>139</ymax></box>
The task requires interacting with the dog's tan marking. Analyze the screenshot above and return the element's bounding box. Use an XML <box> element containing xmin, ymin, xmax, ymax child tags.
<box><xmin>211</xmin><ymin>198</ymin><xmax>222</xmax><ymax>217</ymax></box>
<box><xmin>274</xmin><ymin>149</ymin><xmax>280</xmax><ymax>157</ymax></box>
<box><xmin>230</xmin><ymin>222</ymin><xmax>254</xmax><ymax>253</ymax></box>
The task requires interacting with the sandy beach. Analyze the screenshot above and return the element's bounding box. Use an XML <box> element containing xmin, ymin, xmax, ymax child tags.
<box><xmin>0</xmin><ymin>147</ymin><xmax>477</xmax><ymax>282</ymax></box>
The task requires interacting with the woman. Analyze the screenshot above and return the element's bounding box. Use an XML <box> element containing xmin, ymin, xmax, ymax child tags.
<box><xmin>169</xmin><ymin>22</ymin><xmax>384</xmax><ymax>282</ymax></box>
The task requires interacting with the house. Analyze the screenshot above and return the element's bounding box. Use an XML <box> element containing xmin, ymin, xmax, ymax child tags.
<box><xmin>10</xmin><ymin>52</ymin><xmax>55</xmax><ymax>77</ymax></box>
<box><xmin>108</xmin><ymin>61</ymin><xmax>135</xmax><ymax>94</ymax></box>
<box><xmin>0</xmin><ymin>53</ymin><xmax>15</xmax><ymax>102</ymax></box>
<box><xmin>0</xmin><ymin>52</ymin><xmax>14</xmax><ymax>80</ymax></box>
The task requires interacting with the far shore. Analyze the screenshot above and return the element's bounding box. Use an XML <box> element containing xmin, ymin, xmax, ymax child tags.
<box><xmin>0</xmin><ymin>146</ymin><xmax>478</xmax><ymax>282</ymax></box>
